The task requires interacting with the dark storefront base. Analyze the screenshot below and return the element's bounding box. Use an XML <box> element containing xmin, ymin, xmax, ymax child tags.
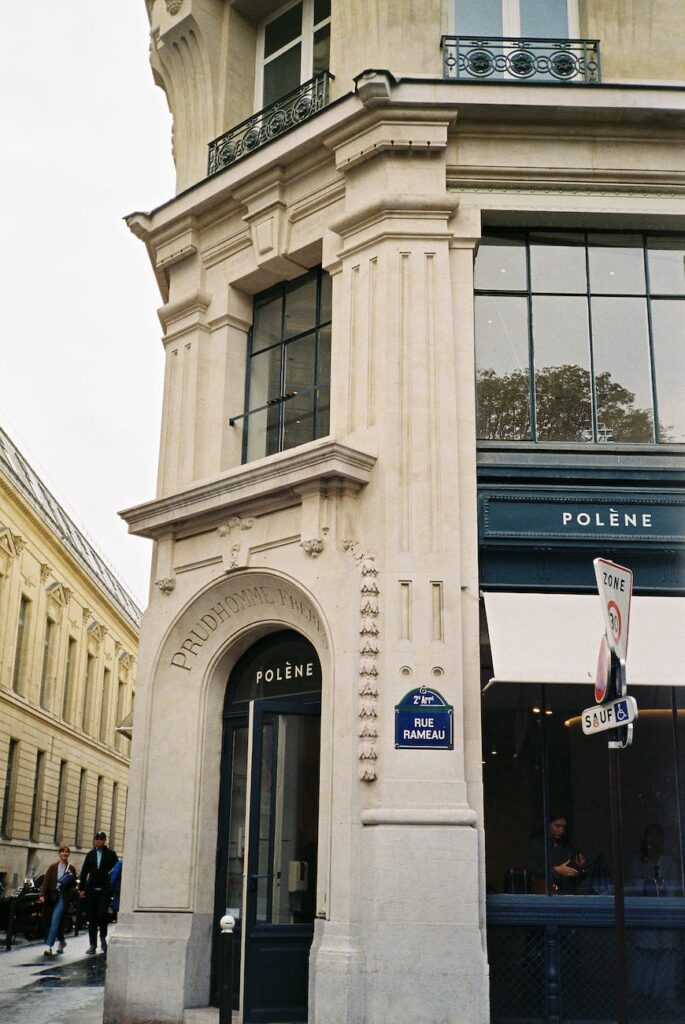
<box><xmin>488</xmin><ymin>896</ymin><xmax>685</xmax><ymax>1023</ymax></box>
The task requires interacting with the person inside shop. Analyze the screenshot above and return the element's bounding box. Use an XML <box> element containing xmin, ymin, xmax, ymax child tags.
<box><xmin>526</xmin><ymin>813</ymin><xmax>587</xmax><ymax>894</ymax></box>
<box><xmin>79</xmin><ymin>830</ymin><xmax>118</xmax><ymax>955</ymax></box>
<box><xmin>39</xmin><ymin>843</ymin><xmax>77</xmax><ymax>956</ymax></box>
<box><xmin>627</xmin><ymin>824</ymin><xmax>681</xmax><ymax>897</ymax></box>
<box><xmin>627</xmin><ymin>824</ymin><xmax>683</xmax><ymax>1009</ymax></box>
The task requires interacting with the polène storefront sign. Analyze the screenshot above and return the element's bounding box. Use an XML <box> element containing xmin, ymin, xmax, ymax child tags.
<box><xmin>479</xmin><ymin>489</ymin><xmax>685</xmax><ymax>543</ymax></box>
<box><xmin>395</xmin><ymin>688</ymin><xmax>453</xmax><ymax>749</ymax></box>
<box><xmin>255</xmin><ymin>661</ymin><xmax>316</xmax><ymax>685</ymax></box>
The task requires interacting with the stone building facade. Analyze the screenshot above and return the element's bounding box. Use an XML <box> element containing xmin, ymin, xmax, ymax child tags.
<box><xmin>107</xmin><ymin>2</ymin><xmax>685</xmax><ymax>1022</ymax></box>
<box><xmin>0</xmin><ymin>426</ymin><xmax>139</xmax><ymax>888</ymax></box>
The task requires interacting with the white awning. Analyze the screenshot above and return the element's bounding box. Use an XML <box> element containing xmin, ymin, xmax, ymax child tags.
<box><xmin>483</xmin><ymin>592</ymin><xmax>685</xmax><ymax>687</ymax></box>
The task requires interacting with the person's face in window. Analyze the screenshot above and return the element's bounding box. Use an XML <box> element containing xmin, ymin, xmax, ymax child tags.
<box><xmin>549</xmin><ymin>818</ymin><xmax>568</xmax><ymax>842</ymax></box>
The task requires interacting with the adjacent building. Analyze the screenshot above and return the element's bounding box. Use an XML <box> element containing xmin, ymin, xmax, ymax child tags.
<box><xmin>107</xmin><ymin>2</ymin><xmax>685</xmax><ymax>1022</ymax></box>
<box><xmin>0</xmin><ymin>425</ymin><xmax>139</xmax><ymax>888</ymax></box>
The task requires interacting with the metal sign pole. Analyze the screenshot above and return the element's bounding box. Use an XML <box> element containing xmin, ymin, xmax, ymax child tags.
<box><xmin>592</xmin><ymin>558</ymin><xmax>634</xmax><ymax>1024</ymax></box>
<box><xmin>608</xmin><ymin>739</ymin><xmax>627</xmax><ymax>1024</ymax></box>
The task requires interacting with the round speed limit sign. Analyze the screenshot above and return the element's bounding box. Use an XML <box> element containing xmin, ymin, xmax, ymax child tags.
<box><xmin>607</xmin><ymin>599</ymin><xmax>622</xmax><ymax>648</ymax></box>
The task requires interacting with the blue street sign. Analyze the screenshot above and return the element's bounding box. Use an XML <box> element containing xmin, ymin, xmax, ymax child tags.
<box><xmin>395</xmin><ymin>688</ymin><xmax>453</xmax><ymax>749</ymax></box>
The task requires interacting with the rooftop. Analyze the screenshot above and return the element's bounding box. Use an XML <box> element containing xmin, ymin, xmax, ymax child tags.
<box><xmin>0</xmin><ymin>424</ymin><xmax>142</xmax><ymax>631</ymax></box>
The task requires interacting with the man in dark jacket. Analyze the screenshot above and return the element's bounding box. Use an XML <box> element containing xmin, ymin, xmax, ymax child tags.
<box><xmin>79</xmin><ymin>831</ymin><xmax>118</xmax><ymax>954</ymax></box>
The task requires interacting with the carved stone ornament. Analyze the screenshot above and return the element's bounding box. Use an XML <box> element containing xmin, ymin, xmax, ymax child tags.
<box><xmin>218</xmin><ymin>516</ymin><xmax>255</xmax><ymax>538</ymax></box>
<box><xmin>343</xmin><ymin>541</ymin><xmax>380</xmax><ymax>782</ymax></box>
<box><xmin>40</xmin><ymin>563</ymin><xmax>52</xmax><ymax>583</ymax></box>
<box><xmin>165</xmin><ymin>0</ymin><xmax>183</xmax><ymax>13</ymax></box>
<box><xmin>301</xmin><ymin>538</ymin><xmax>325</xmax><ymax>558</ymax></box>
<box><xmin>155</xmin><ymin>576</ymin><xmax>176</xmax><ymax>594</ymax></box>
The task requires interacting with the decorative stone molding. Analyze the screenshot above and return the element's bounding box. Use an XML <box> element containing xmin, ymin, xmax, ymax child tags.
<box><xmin>155</xmin><ymin>576</ymin><xmax>176</xmax><ymax>594</ymax></box>
<box><xmin>46</xmin><ymin>581</ymin><xmax>68</xmax><ymax>607</ymax></box>
<box><xmin>234</xmin><ymin>171</ymin><xmax>309</xmax><ymax>280</ymax></box>
<box><xmin>218</xmin><ymin>516</ymin><xmax>255</xmax><ymax>537</ymax></box>
<box><xmin>0</xmin><ymin>527</ymin><xmax>22</xmax><ymax>559</ymax></box>
<box><xmin>300</xmin><ymin>538</ymin><xmax>325</xmax><ymax>558</ymax></box>
<box><xmin>344</xmin><ymin>541</ymin><xmax>380</xmax><ymax>782</ymax></box>
<box><xmin>14</xmin><ymin>535</ymin><xmax>26</xmax><ymax>554</ymax></box>
<box><xmin>88</xmin><ymin>620</ymin><xmax>104</xmax><ymax>646</ymax></box>
<box><xmin>218</xmin><ymin>516</ymin><xmax>255</xmax><ymax>571</ymax></box>
<box><xmin>353</xmin><ymin>68</ymin><xmax>397</xmax><ymax>109</ymax></box>
<box><xmin>165</xmin><ymin>0</ymin><xmax>183</xmax><ymax>13</ymax></box>
<box><xmin>40</xmin><ymin>563</ymin><xmax>52</xmax><ymax>583</ymax></box>
<box><xmin>82</xmin><ymin>607</ymin><xmax>92</xmax><ymax>623</ymax></box>
<box><xmin>62</xmin><ymin>586</ymin><xmax>73</xmax><ymax>605</ymax></box>
<box><xmin>228</xmin><ymin>543</ymin><xmax>243</xmax><ymax>570</ymax></box>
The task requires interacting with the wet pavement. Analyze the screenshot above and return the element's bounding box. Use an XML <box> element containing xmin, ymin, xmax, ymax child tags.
<box><xmin>0</xmin><ymin>931</ymin><xmax>107</xmax><ymax>1024</ymax></box>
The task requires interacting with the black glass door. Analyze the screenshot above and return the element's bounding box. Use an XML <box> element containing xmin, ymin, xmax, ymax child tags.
<box><xmin>242</xmin><ymin>698</ymin><xmax>320</xmax><ymax>1024</ymax></box>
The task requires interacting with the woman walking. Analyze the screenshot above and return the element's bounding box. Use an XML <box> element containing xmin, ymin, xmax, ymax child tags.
<box><xmin>39</xmin><ymin>844</ymin><xmax>77</xmax><ymax>956</ymax></box>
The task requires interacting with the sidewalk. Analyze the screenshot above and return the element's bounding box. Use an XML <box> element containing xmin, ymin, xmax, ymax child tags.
<box><xmin>0</xmin><ymin>929</ymin><xmax>107</xmax><ymax>1024</ymax></box>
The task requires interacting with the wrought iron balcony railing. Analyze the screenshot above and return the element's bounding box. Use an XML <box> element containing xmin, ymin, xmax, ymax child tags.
<box><xmin>442</xmin><ymin>35</ymin><xmax>601</xmax><ymax>84</ymax></box>
<box><xmin>208</xmin><ymin>72</ymin><xmax>333</xmax><ymax>176</ymax></box>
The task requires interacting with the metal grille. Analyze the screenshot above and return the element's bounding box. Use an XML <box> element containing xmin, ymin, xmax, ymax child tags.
<box><xmin>489</xmin><ymin>924</ymin><xmax>685</xmax><ymax>1023</ymax></box>
<box><xmin>442</xmin><ymin>36</ymin><xmax>601</xmax><ymax>84</ymax></box>
<box><xmin>559</xmin><ymin>926</ymin><xmax>617</xmax><ymax>1021</ymax></box>
<box><xmin>208</xmin><ymin>72</ymin><xmax>332</xmax><ymax>175</ymax></box>
<box><xmin>488</xmin><ymin>926</ymin><xmax>546</xmax><ymax>1022</ymax></box>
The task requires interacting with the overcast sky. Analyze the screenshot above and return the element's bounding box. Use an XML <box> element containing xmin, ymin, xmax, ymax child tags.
<box><xmin>1</xmin><ymin>3</ymin><xmax>176</xmax><ymax>607</ymax></box>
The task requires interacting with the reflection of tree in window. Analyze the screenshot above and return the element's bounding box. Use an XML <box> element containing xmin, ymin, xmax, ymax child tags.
<box><xmin>477</xmin><ymin>363</ymin><xmax>660</xmax><ymax>442</ymax></box>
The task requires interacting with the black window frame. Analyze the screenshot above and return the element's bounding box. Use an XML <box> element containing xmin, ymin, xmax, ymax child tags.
<box><xmin>474</xmin><ymin>229</ymin><xmax>685</xmax><ymax>446</ymax></box>
<box><xmin>233</xmin><ymin>266</ymin><xmax>332</xmax><ymax>464</ymax></box>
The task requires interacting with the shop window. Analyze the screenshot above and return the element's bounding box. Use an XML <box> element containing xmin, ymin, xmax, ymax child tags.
<box><xmin>12</xmin><ymin>594</ymin><xmax>31</xmax><ymax>694</ymax></box>
<box><xmin>62</xmin><ymin>636</ymin><xmax>77</xmax><ymax>721</ymax></box>
<box><xmin>237</xmin><ymin>267</ymin><xmax>332</xmax><ymax>463</ymax></box>
<box><xmin>39</xmin><ymin>617</ymin><xmax>56</xmax><ymax>709</ymax></box>
<box><xmin>474</xmin><ymin>231</ymin><xmax>685</xmax><ymax>444</ymax></box>
<box><xmin>95</xmin><ymin>775</ymin><xmax>104</xmax><ymax>833</ymax></box>
<box><xmin>54</xmin><ymin>760</ymin><xmax>68</xmax><ymax>844</ymax></box>
<box><xmin>1</xmin><ymin>738</ymin><xmax>19</xmax><ymax>839</ymax></box>
<box><xmin>454</xmin><ymin>0</ymin><xmax>575</xmax><ymax>38</ymax></box>
<box><xmin>257</xmin><ymin>0</ymin><xmax>330</xmax><ymax>108</ymax></box>
<box><xmin>100</xmin><ymin>667</ymin><xmax>111</xmax><ymax>742</ymax></box>
<box><xmin>30</xmin><ymin>750</ymin><xmax>46</xmax><ymax>842</ymax></box>
<box><xmin>110</xmin><ymin>781</ymin><xmax>119</xmax><ymax>849</ymax></box>
<box><xmin>75</xmin><ymin>767</ymin><xmax>87</xmax><ymax>848</ymax></box>
<box><xmin>482</xmin><ymin>682</ymin><xmax>685</xmax><ymax>898</ymax></box>
<box><xmin>82</xmin><ymin>654</ymin><xmax>96</xmax><ymax>733</ymax></box>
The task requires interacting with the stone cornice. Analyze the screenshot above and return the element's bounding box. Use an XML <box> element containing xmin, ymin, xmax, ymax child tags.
<box><xmin>1</xmin><ymin>689</ymin><xmax>132</xmax><ymax>767</ymax></box>
<box><xmin>124</xmin><ymin>75</ymin><xmax>685</xmax><ymax>299</ymax></box>
<box><xmin>0</xmin><ymin>474</ymin><xmax>140</xmax><ymax>643</ymax></box>
<box><xmin>447</xmin><ymin>164</ymin><xmax>685</xmax><ymax>195</ymax></box>
<box><xmin>120</xmin><ymin>440</ymin><xmax>377</xmax><ymax>539</ymax></box>
<box><xmin>126</xmin><ymin>78</ymin><xmax>685</xmax><ymax>248</ymax></box>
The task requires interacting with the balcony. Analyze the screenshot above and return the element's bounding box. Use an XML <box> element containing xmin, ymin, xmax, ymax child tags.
<box><xmin>442</xmin><ymin>36</ymin><xmax>601</xmax><ymax>84</ymax></box>
<box><xmin>208</xmin><ymin>72</ymin><xmax>333</xmax><ymax>176</ymax></box>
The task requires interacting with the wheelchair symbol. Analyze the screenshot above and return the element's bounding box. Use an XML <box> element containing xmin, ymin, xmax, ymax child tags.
<box><xmin>615</xmin><ymin>702</ymin><xmax>629</xmax><ymax>723</ymax></box>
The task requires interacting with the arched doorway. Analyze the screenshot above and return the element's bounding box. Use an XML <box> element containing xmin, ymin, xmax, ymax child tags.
<box><xmin>212</xmin><ymin>630</ymin><xmax>322</xmax><ymax>1022</ymax></box>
